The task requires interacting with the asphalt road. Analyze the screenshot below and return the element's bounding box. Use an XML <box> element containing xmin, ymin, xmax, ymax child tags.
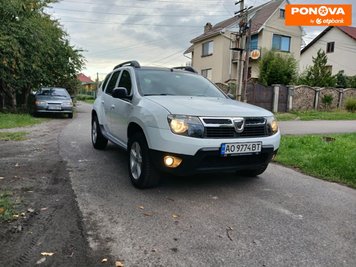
<box><xmin>59</xmin><ymin>102</ymin><xmax>356</xmax><ymax>266</ymax></box>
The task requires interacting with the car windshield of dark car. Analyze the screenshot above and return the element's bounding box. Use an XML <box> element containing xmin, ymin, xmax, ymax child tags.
<box><xmin>136</xmin><ymin>69</ymin><xmax>226</xmax><ymax>98</ymax></box>
<box><xmin>37</xmin><ymin>89</ymin><xmax>69</xmax><ymax>98</ymax></box>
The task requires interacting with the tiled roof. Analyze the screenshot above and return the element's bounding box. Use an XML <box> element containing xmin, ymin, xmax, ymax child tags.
<box><xmin>77</xmin><ymin>73</ymin><xmax>94</xmax><ymax>84</ymax></box>
<box><xmin>301</xmin><ymin>26</ymin><xmax>356</xmax><ymax>54</ymax></box>
<box><xmin>338</xmin><ymin>26</ymin><xmax>356</xmax><ymax>40</ymax></box>
<box><xmin>189</xmin><ymin>0</ymin><xmax>284</xmax><ymax>44</ymax></box>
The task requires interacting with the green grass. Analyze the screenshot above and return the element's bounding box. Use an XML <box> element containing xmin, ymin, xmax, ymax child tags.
<box><xmin>276</xmin><ymin>110</ymin><xmax>356</xmax><ymax>121</ymax></box>
<box><xmin>0</xmin><ymin>113</ymin><xmax>44</xmax><ymax>129</ymax></box>
<box><xmin>0</xmin><ymin>131</ymin><xmax>28</xmax><ymax>141</ymax></box>
<box><xmin>274</xmin><ymin>133</ymin><xmax>356</xmax><ymax>188</ymax></box>
<box><xmin>0</xmin><ymin>192</ymin><xmax>16</xmax><ymax>222</ymax></box>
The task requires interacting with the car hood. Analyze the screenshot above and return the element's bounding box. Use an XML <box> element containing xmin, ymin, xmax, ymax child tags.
<box><xmin>145</xmin><ymin>96</ymin><xmax>273</xmax><ymax>117</ymax></box>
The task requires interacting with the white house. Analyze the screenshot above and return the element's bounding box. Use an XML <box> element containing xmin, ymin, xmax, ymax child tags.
<box><xmin>184</xmin><ymin>0</ymin><xmax>303</xmax><ymax>84</ymax></box>
<box><xmin>300</xmin><ymin>26</ymin><xmax>356</xmax><ymax>76</ymax></box>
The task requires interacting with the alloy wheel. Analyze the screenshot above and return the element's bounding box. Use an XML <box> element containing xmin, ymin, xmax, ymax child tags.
<box><xmin>130</xmin><ymin>142</ymin><xmax>142</xmax><ymax>180</ymax></box>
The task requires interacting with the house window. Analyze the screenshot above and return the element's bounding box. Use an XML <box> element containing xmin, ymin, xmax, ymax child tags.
<box><xmin>272</xmin><ymin>34</ymin><xmax>291</xmax><ymax>52</ymax></box>
<box><xmin>202</xmin><ymin>41</ymin><xmax>213</xmax><ymax>56</ymax></box>
<box><xmin>279</xmin><ymin>9</ymin><xmax>285</xmax><ymax>18</ymax></box>
<box><xmin>201</xmin><ymin>69</ymin><xmax>212</xmax><ymax>80</ymax></box>
<box><xmin>326</xmin><ymin>42</ymin><xmax>335</xmax><ymax>53</ymax></box>
<box><xmin>250</xmin><ymin>34</ymin><xmax>258</xmax><ymax>50</ymax></box>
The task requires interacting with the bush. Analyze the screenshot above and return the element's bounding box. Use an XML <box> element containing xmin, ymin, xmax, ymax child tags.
<box><xmin>259</xmin><ymin>50</ymin><xmax>297</xmax><ymax>86</ymax></box>
<box><xmin>321</xmin><ymin>94</ymin><xmax>333</xmax><ymax>110</ymax></box>
<box><xmin>76</xmin><ymin>94</ymin><xmax>95</xmax><ymax>101</ymax></box>
<box><xmin>345</xmin><ymin>98</ymin><xmax>356</xmax><ymax>112</ymax></box>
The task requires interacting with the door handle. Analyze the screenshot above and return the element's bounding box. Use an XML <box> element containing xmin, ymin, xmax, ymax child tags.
<box><xmin>111</xmin><ymin>104</ymin><xmax>115</xmax><ymax>110</ymax></box>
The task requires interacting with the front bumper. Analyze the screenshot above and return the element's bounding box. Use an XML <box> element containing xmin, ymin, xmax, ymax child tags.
<box><xmin>35</xmin><ymin>106</ymin><xmax>73</xmax><ymax>114</ymax></box>
<box><xmin>145</xmin><ymin>127</ymin><xmax>280</xmax><ymax>156</ymax></box>
<box><xmin>150</xmin><ymin>146</ymin><xmax>277</xmax><ymax>176</ymax></box>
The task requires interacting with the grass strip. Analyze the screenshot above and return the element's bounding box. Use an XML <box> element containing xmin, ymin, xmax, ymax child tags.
<box><xmin>0</xmin><ymin>131</ymin><xmax>28</xmax><ymax>141</ymax></box>
<box><xmin>276</xmin><ymin>110</ymin><xmax>356</xmax><ymax>121</ymax></box>
<box><xmin>274</xmin><ymin>133</ymin><xmax>356</xmax><ymax>188</ymax></box>
<box><xmin>0</xmin><ymin>113</ymin><xmax>44</xmax><ymax>129</ymax></box>
<box><xmin>0</xmin><ymin>192</ymin><xmax>16</xmax><ymax>222</ymax></box>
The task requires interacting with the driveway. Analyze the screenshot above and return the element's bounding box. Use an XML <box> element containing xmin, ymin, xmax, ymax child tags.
<box><xmin>279</xmin><ymin>120</ymin><xmax>356</xmax><ymax>135</ymax></box>
<box><xmin>58</xmin><ymin>102</ymin><xmax>356</xmax><ymax>266</ymax></box>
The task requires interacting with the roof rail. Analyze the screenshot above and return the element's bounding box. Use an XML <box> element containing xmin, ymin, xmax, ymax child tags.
<box><xmin>172</xmin><ymin>66</ymin><xmax>198</xmax><ymax>73</ymax></box>
<box><xmin>113</xmin><ymin>60</ymin><xmax>140</xmax><ymax>70</ymax></box>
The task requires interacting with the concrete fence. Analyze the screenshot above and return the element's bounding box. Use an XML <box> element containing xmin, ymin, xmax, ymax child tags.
<box><xmin>216</xmin><ymin>82</ymin><xmax>356</xmax><ymax>112</ymax></box>
<box><xmin>288</xmin><ymin>86</ymin><xmax>356</xmax><ymax>111</ymax></box>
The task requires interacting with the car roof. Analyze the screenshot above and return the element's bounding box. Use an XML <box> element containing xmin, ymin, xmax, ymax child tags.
<box><xmin>113</xmin><ymin>60</ymin><xmax>197</xmax><ymax>74</ymax></box>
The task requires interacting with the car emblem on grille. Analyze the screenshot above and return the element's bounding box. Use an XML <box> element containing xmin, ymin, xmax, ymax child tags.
<box><xmin>233</xmin><ymin>118</ymin><xmax>245</xmax><ymax>133</ymax></box>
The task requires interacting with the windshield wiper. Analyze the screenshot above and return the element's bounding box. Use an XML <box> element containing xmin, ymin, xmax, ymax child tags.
<box><xmin>143</xmin><ymin>93</ymin><xmax>173</xmax><ymax>96</ymax></box>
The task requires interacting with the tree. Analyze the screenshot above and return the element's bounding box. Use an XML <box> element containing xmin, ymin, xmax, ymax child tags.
<box><xmin>258</xmin><ymin>50</ymin><xmax>297</xmax><ymax>86</ymax></box>
<box><xmin>298</xmin><ymin>49</ymin><xmax>336</xmax><ymax>87</ymax></box>
<box><xmin>0</xmin><ymin>0</ymin><xmax>84</xmax><ymax>111</ymax></box>
<box><xmin>335</xmin><ymin>70</ymin><xmax>356</xmax><ymax>88</ymax></box>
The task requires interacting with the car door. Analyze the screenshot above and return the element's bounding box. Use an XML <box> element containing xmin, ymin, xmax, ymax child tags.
<box><xmin>110</xmin><ymin>69</ymin><xmax>133</xmax><ymax>143</ymax></box>
<box><xmin>102</xmin><ymin>70</ymin><xmax>121</xmax><ymax>134</ymax></box>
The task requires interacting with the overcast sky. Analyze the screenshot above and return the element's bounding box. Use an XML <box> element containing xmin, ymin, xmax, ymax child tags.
<box><xmin>47</xmin><ymin>0</ymin><xmax>355</xmax><ymax>80</ymax></box>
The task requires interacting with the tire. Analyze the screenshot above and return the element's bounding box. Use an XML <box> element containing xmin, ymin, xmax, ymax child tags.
<box><xmin>91</xmin><ymin>115</ymin><xmax>108</xmax><ymax>149</ymax></box>
<box><xmin>238</xmin><ymin>165</ymin><xmax>268</xmax><ymax>177</ymax></box>
<box><xmin>128</xmin><ymin>133</ymin><xmax>160</xmax><ymax>189</ymax></box>
<box><xmin>68</xmin><ymin>113</ymin><xmax>73</xmax><ymax>119</ymax></box>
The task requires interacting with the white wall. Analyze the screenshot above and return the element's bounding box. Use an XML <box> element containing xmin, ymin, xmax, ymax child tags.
<box><xmin>192</xmin><ymin>34</ymin><xmax>232</xmax><ymax>83</ymax></box>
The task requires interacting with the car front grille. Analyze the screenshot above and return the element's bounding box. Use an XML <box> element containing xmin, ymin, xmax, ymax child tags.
<box><xmin>202</xmin><ymin>117</ymin><xmax>268</xmax><ymax>138</ymax></box>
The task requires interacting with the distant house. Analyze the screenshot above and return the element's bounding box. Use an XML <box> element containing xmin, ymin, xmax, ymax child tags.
<box><xmin>300</xmin><ymin>26</ymin><xmax>356</xmax><ymax>76</ymax></box>
<box><xmin>77</xmin><ymin>73</ymin><xmax>95</xmax><ymax>91</ymax></box>
<box><xmin>184</xmin><ymin>0</ymin><xmax>302</xmax><ymax>84</ymax></box>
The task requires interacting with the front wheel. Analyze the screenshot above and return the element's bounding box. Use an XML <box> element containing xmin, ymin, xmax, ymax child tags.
<box><xmin>91</xmin><ymin>115</ymin><xmax>108</xmax><ymax>149</ymax></box>
<box><xmin>128</xmin><ymin>133</ymin><xmax>160</xmax><ymax>189</ymax></box>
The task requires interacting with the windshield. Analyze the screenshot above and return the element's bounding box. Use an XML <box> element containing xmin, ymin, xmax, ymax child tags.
<box><xmin>37</xmin><ymin>88</ymin><xmax>69</xmax><ymax>98</ymax></box>
<box><xmin>136</xmin><ymin>69</ymin><xmax>226</xmax><ymax>98</ymax></box>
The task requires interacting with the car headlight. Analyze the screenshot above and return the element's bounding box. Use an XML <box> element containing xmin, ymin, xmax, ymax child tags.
<box><xmin>267</xmin><ymin>116</ymin><xmax>279</xmax><ymax>135</ymax></box>
<box><xmin>35</xmin><ymin>100</ymin><xmax>47</xmax><ymax>105</ymax></box>
<box><xmin>167</xmin><ymin>115</ymin><xmax>204</xmax><ymax>138</ymax></box>
<box><xmin>62</xmin><ymin>101</ymin><xmax>73</xmax><ymax>107</ymax></box>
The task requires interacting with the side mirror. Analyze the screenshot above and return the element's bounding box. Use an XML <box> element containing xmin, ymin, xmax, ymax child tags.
<box><xmin>112</xmin><ymin>87</ymin><xmax>131</xmax><ymax>99</ymax></box>
<box><xmin>227</xmin><ymin>93</ymin><xmax>235</xmax><ymax>99</ymax></box>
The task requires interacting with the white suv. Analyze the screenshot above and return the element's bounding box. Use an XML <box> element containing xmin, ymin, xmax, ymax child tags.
<box><xmin>91</xmin><ymin>61</ymin><xmax>280</xmax><ymax>188</ymax></box>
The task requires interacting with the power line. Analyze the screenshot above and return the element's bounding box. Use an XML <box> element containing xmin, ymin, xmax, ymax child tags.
<box><xmin>85</xmin><ymin>29</ymin><xmax>202</xmax><ymax>56</ymax></box>
<box><xmin>58</xmin><ymin>19</ymin><xmax>203</xmax><ymax>27</ymax></box>
<box><xmin>52</xmin><ymin>7</ymin><xmax>231</xmax><ymax>16</ymax></box>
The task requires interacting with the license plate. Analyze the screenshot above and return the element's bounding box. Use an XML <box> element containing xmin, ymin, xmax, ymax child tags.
<box><xmin>48</xmin><ymin>105</ymin><xmax>61</xmax><ymax>110</ymax></box>
<box><xmin>220</xmin><ymin>142</ymin><xmax>262</xmax><ymax>156</ymax></box>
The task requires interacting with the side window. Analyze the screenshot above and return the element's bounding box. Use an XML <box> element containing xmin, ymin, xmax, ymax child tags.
<box><xmin>105</xmin><ymin>70</ymin><xmax>121</xmax><ymax>95</ymax></box>
<box><xmin>118</xmin><ymin>70</ymin><xmax>132</xmax><ymax>95</ymax></box>
<box><xmin>101</xmin><ymin>73</ymin><xmax>111</xmax><ymax>92</ymax></box>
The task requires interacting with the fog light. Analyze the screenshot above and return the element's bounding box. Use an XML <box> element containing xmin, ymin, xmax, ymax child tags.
<box><xmin>164</xmin><ymin>156</ymin><xmax>182</xmax><ymax>168</ymax></box>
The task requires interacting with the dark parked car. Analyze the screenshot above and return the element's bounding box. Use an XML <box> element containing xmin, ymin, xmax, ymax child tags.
<box><xmin>34</xmin><ymin>87</ymin><xmax>73</xmax><ymax>118</ymax></box>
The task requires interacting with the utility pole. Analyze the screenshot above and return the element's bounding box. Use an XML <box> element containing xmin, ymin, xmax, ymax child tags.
<box><xmin>233</xmin><ymin>0</ymin><xmax>252</xmax><ymax>102</ymax></box>
<box><xmin>234</xmin><ymin>0</ymin><xmax>244</xmax><ymax>101</ymax></box>
<box><xmin>242</xmin><ymin>21</ymin><xmax>251</xmax><ymax>102</ymax></box>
